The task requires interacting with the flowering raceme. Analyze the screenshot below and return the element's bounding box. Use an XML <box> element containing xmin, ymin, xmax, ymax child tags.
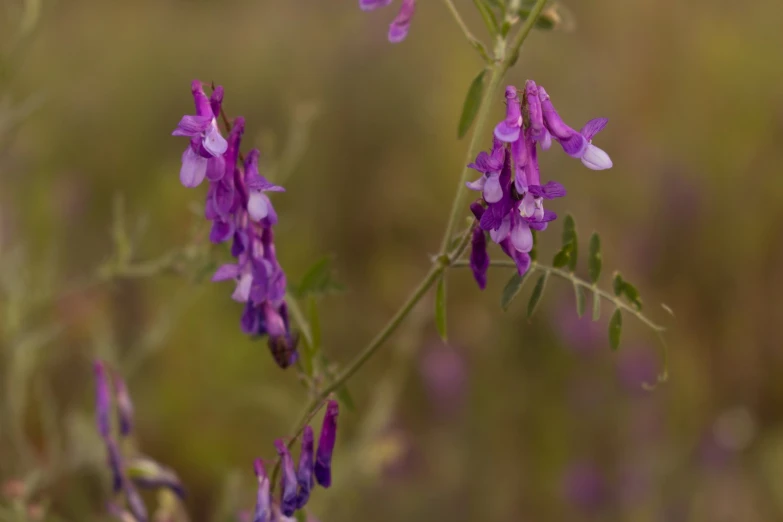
<box><xmin>93</xmin><ymin>363</ymin><xmax>339</xmax><ymax>522</ymax></box>
<box><xmin>93</xmin><ymin>361</ymin><xmax>185</xmax><ymax>522</ymax></box>
<box><xmin>252</xmin><ymin>401</ymin><xmax>340</xmax><ymax>522</ymax></box>
<box><xmin>359</xmin><ymin>0</ymin><xmax>416</xmax><ymax>43</ymax></box>
<box><xmin>467</xmin><ymin>82</ymin><xmax>612</xmax><ymax>288</ymax></box>
<box><xmin>172</xmin><ymin>81</ymin><xmax>297</xmax><ymax>369</ymax></box>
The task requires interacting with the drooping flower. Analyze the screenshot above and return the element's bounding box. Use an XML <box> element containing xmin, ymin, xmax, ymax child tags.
<box><xmin>314</xmin><ymin>400</ymin><xmax>339</xmax><ymax>488</ymax></box>
<box><xmin>275</xmin><ymin>440</ymin><xmax>298</xmax><ymax>517</ymax></box>
<box><xmin>295</xmin><ymin>426</ymin><xmax>315</xmax><ymax>509</ymax></box>
<box><xmin>244</xmin><ymin>150</ymin><xmax>285</xmax><ymax>224</ymax></box>
<box><xmin>174</xmin><ymin>81</ymin><xmax>295</xmax><ymax>368</ymax></box>
<box><xmin>172</xmin><ymin>81</ymin><xmax>229</xmax><ymax>187</ymax></box>
<box><xmin>94</xmin><ymin>361</ymin><xmax>111</xmax><ymax>439</ymax></box>
<box><xmin>93</xmin><ymin>361</ymin><xmax>184</xmax><ymax>521</ymax></box>
<box><xmin>538</xmin><ymin>86</ymin><xmax>612</xmax><ymax>170</ymax></box>
<box><xmin>466</xmin><ymin>137</ymin><xmax>505</xmax><ymax>204</ymax></box>
<box><xmin>252</xmin><ymin>460</ymin><xmax>271</xmax><ymax>522</ymax></box>
<box><xmin>360</xmin><ymin>0</ymin><xmax>416</xmax><ymax>43</ymax></box>
<box><xmin>112</xmin><ymin>373</ymin><xmax>133</xmax><ymax>437</ymax></box>
<box><xmin>494</xmin><ymin>86</ymin><xmax>523</xmax><ymax>143</ymax></box>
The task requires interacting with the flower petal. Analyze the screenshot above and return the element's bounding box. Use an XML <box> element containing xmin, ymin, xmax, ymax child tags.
<box><xmin>483</xmin><ymin>172</ymin><xmax>502</xmax><ymax>203</ymax></box>
<box><xmin>232</xmin><ymin>272</ymin><xmax>253</xmax><ymax>303</ymax></box>
<box><xmin>359</xmin><ymin>0</ymin><xmax>392</xmax><ymax>10</ymax></box>
<box><xmin>581</xmin><ymin>144</ymin><xmax>613</xmax><ymax>170</ymax></box>
<box><xmin>209</xmin><ymin>219</ymin><xmax>234</xmax><ymax>244</ymax></box>
<box><xmin>180</xmin><ymin>147</ymin><xmax>208</xmax><ymax>188</ymax></box>
<box><xmin>465</xmin><ymin>175</ymin><xmax>486</xmax><ymax>192</ymax></box>
<box><xmin>206</xmin><ymin>155</ymin><xmax>225</xmax><ymax>182</ymax></box>
<box><xmin>489</xmin><ymin>215</ymin><xmax>511</xmax><ymax>243</ymax></box>
<box><xmin>212</xmin><ymin>263</ymin><xmax>239</xmax><ymax>282</ymax></box>
<box><xmin>172</xmin><ymin>115</ymin><xmax>211</xmax><ymax>136</ymax></box>
<box><xmin>248</xmin><ymin>192</ymin><xmax>269</xmax><ymax>221</ymax></box>
<box><xmin>388</xmin><ymin>0</ymin><xmax>415</xmax><ymax>43</ymax></box>
<box><xmin>580</xmin><ymin>118</ymin><xmax>609</xmax><ymax>141</ymax></box>
<box><xmin>203</xmin><ymin>122</ymin><xmax>228</xmax><ymax>156</ymax></box>
<box><xmin>494</xmin><ymin>121</ymin><xmax>520</xmax><ymax>143</ymax></box>
<box><xmin>510</xmin><ymin>219</ymin><xmax>533</xmax><ymax>252</ymax></box>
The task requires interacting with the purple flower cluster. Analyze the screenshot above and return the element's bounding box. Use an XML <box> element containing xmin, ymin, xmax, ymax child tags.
<box><xmin>93</xmin><ymin>361</ymin><xmax>185</xmax><ymax>522</ymax></box>
<box><xmin>172</xmin><ymin>81</ymin><xmax>297</xmax><ymax>369</ymax></box>
<box><xmin>468</xmin><ymin>81</ymin><xmax>612</xmax><ymax>287</ymax></box>
<box><xmin>359</xmin><ymin>0</ymin><xmax>416</xmax><ymax>43</ymax></box>
<box><xmin>252</xmin><ymin>400</ymin><xmax>339</xmax><ymax>522</ymax></box>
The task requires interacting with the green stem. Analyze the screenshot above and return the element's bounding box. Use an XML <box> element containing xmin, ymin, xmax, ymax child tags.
<box><xmin>442</xmin><ymin>0</ymin><xmax>492</xmax><ymax>62</ymax></box>
<box><xmin>452</xmin><ymin>258</ymin><xmax>666</xmax><ymax>332</ymax></box>
<box><xmin>279</xmin><ymin>0</ymin><xmax>550</xmax><ymax>471</ymax></box>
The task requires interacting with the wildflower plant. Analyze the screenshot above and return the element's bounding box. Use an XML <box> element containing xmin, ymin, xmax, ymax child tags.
<box><xmin>1</xmin><ymin>1</ymin><xmax>677</xmax><ymax>522</ymax></box>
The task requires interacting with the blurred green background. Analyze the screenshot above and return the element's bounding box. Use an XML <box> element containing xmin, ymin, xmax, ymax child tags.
<box><xmin>2</xmin><ymin>0</ymin><xmax>783</xmax><ymax>521</ymax></box>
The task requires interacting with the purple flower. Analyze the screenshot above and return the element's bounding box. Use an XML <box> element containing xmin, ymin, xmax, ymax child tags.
<box><xmin>469</xmin><ymin>203</ymin><xmax>489</xmax><ymax>289</ymax></box>
<box><xmin>295</xmin><ymin>426</ymin><xmax>315</xmax><ymax>509</ymax></box>
<box><xmin>562</xmin><ymin>461</ymin><xmax>607</xmax><ymax>513</ymax></box>
<box><xmin>94</xmin><ymin>361</ymin><xmax>111</xmax><ymax>439</ymax></box>
<box><xmin>538</xmin><ymin>86</ymin><xmax>612</xmax><ymax>170</ymax></box>
<box><xmin>524</xmin><ymin>80</ymin><xmax>551</xmax><ymax>149</ymax></box>
<box><xmin>466</xmin><ymin>79</ymin><xmax>610</xmax><ymax>289</ymax></box>
<box><xmin>360</xmin><ymin>0</ymin><xmax>416</xmax><ymax>43</ymax></box>
<box><xmin>252</xmin><ymin>460</ymin><xmax>271</xmax><ymax>522</ymax></box>
<box><xmin>176</xmin><ymin>82</ymin><xmax>295</xmax><ymax>368</ymax></box>
<box><xmin>494</xmin><ymin>86</ymin><xmax>523</xmax><ymax>142</ymax></box>
<box><xmin>275</xmin><ymin>440</ymin><xmax>298</xmax><ymax>517</ymax></box>
<box><xmin>314</xmin><ymin>400</ymin><xmax>339</xmax><ymax>488</ymax></box>
<box><xmin>172</xmin><ymin>81</ymin><xmax>229</xmax><ymax>187</ymax></box>
<box><xmin>112</xmin><ymin>373</ymin><xmax>133</xmax><ymax>437</ymax></box>
<box><xmin>244</xmin><ymin>150</ymin><xmax>284</xmax><ymax>224</ymax></box>
<box><xmin>466</xmin><ymin>137</ymin><xmax>505</xmax><ymax>203</ymax></box>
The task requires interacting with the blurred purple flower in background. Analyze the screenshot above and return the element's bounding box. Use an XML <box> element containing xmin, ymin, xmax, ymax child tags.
<box><xmin>315</xmin><ymin>400</ymin><xmax>340</xmax><ymax>488</ymax></box>
<box><xmin>418</xmin><ymin>341</ymin><xmax>468</xmax><ymax>417</ymax></box>
<box><xmin>359</xmin><ymin>0</ymin><xmax>416</xmax><ymax>43</ymax></box>
<box><xmin>561</xmin><ymin>461</ymin><xmax>608</xmax><ymax>513</ymax></box>
<box><xmin>93</xmin><ymin>361</ymin><xmax>185</xmax><ymax>522</ymax></box>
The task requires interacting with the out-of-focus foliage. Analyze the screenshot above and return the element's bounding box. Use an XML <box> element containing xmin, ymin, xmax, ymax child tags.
<box><xmin>1</xmin><ymin>0</ymin><xmax>783</xmax><ymax>521</ymax></box>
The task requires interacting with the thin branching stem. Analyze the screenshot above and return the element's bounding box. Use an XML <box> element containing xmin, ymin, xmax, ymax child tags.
<box><xmin>441</xmin><ymin>0</ymin><xmax>492</xmax><ymax>63</ymax></box>
<box><xmin>451</xmin><ymin>258</ymin><xmax>666</xmax><ymax>332</ymax></box>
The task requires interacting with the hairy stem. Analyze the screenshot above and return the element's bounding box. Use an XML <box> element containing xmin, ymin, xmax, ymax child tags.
<box><xmin>442</xmin><ymin>0</ymin><xmax>492</xmax><ymax>62</ymax></box>
<box><xmin>277</xmin><ymin>0</ymin><xmax>551</xmax><ymax>474</ymax></box>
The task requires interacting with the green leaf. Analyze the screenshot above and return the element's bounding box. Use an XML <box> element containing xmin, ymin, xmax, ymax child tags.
<box><xmin>561</xmin><ymin>214</ymin><xmax>578</xmax><ymax>271</ymax></box>
<box><xmin>293</xmin><ymin>256</ymin><xmax>344</xmax><ymax>298</ymax></box>
<box><xmin>527</xmin><ymin>273</ymin><xmax>549</xmax><ymax>318</ymax></box>
<box><xmin>621</xmin><ymin>280</ymin><xmax>643</xmax><ymax>310</ymax></box>
<box><xmin>458</xmin><ymin>69</ymin><xmax>487</xmax><ymax>139</ymax></box>
<box><xmin>552</xmin><ymin>242</ymin><xmax>573</xmax><ymax>269</ymax></box>
<box><xmin>608</xmin><ymin>309</ymin><xmax>623</xmax><ymax>350</ymax></box>
<box><xmin>574</xmin><ymin>284</ymin><xmax>586</xmax><ymax>318</ymax></box>
<box><xmin>612</xmin><ymin>272</ymin><xmax>624</xmax><ymax>297</ymax></box>
<box><xmin>592</xmin><ymin>290</ymin><xmax>601</xmax><ymax>321</ymax></box>
<box><xmin>500</xmin><ymin>271</ymin><xmax>529</xmax><ymax>311</ymax></box>
<box><xmin>294</xmin><ymin>510</ymin><xmax>308</xmax><ymax>522</ymax></box>
<box><xmin>588</xmin><ymin>232</ymin><xmax>602</xmax><ymax>284</ymax></box>
<box><xmin>435</xmin><ymin>276</ymin><xmax>448</xmax><ymax>342</ymax></box>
